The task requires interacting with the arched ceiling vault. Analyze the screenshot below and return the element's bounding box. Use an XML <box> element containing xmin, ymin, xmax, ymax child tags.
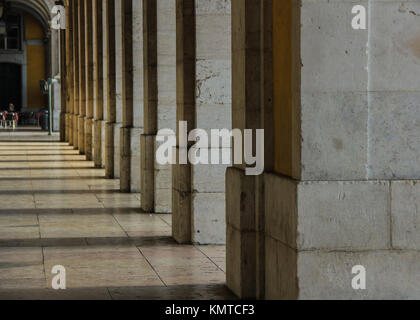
<box><xmin>4</xmin><ymin>0</ymin><xmax>55</xmax><ymax>31</ymax></box>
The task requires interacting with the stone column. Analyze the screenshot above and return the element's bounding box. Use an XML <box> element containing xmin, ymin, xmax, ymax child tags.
<box><xmin>153</xmin><ymin>0</ymin><xmax>176</xmax><ymax>213</ymax></box>
<box><xmin>93</xmin><ymin>0</ymin><xmax>105</xmax><ymax>168</ymax></box>
<box><xmin>65</xmin><ymin>2</ymin><xmax>74</xmax><ymax>144</ymax></box>
<box><xmin>226</xmin><ymin>0</ymin><xmax>262</xmax><ymax>299</ymax></box>
<box><xmin>78</xmin><ymin>0</ymin><xmax>86</xmax><ymax>154</ymax></box>
<box><xmin>113</xmin><ymin>0</ymin><xmax>124</xmax><ymax>178</ymax></box>
<box><xmin>127</xmin><ymin>0</ymin><xmax>145</xmax><ymax>193</ymax></box>
<box><xmin>104</xmin><ymin>0</ymin><xmax>117</xmax><ymax>178</ymax></box>
<box><xmin>172</xmin><ymin>0</ymin><xmax>232</xmax><ymax>245</ymax></box>
<box><xmin>141</xmin><ymin>0</ymin><xmax>157</xmax><ymax>212</ymax></box>
<box><xmin>227</xmin><ymin>0</ymin><xmax>420</xmax><ymax>300</ymax></box>
<box><xmin>85</xmin><ymin>0</ymin><xmax>95</xmax><ymax>160</ymax></box>
<box><xmin>72</xmin><ymin>0</ymin><xmax>80</xmax><ymax>148</ymax></box>
<box><xmin>172</xmin><ymin>0</ymin><xmax>195</xmax><ymax>244</ymax></box>
<box><xmin>192</xmin><ymin>0</ymin><xmax>231</xmax><ymax>244</ymax></box>
<box><xmin>60</xmin><ymin>27</ymin><xmax>66</xmax><ymax>141</ymax></box>
<box><xmin>119</xmin><ymin>0</ymin><xmax>134</xmax><ymax>192</ymax></box>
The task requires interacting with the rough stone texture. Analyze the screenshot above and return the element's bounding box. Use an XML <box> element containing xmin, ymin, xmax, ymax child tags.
<box><xmin>156</xmin><ymin>0</ymin><xmax>176</xmax><ymax>213</ymax></box>
<box><xmin>226</xmin><ymin>167</ymin><xmax>256</xmax><ymax>299</ymax></box>
<box><xmin>78</xmin><ymin>116</ymin><xmax>85</xmax><ymax>154</ymax></box>
<box><xmin>94</xmin><ymin>120</ymin><xmax>105</xmax><ymax>168</ymax></box>
<box><xmin>141</xmin><ymin>134</ymin><xmax>155</xmax><ymax>212</ymax></box>
<box><xmin>192</xmin><ymin>0</ymin><xmax>231</xmax><ymax>245</ymax></box>
<box><xmin>192</xmin><ymin>192</ymin><xmax>225</xmax><ymax>244</ymax></box>
<box><xmin>120</xmin><ymin>127</ymin><xmax>131</xmax><ymax>192</ymax></box>
<box><xmin>391</xmin><ymin>181</ymin><xmax>420</xmax><ymax>250</ymax></box>
<box><xmin>265</xmin><ymin>236</ymin><xmax>297</xmax><ymax>300</ymax></box>
<box><xmin>297</xmin><ymin>181</ymin><xmax>390</xmax><ymax>250</ymax></box>
<box><xmin>263</xmin><ymin>172</ymin><xmax>420</xmax><ymax>299</ymax></box>
<box><xmin>113</xmin><ymin>0</ymin><xmax>123</xmax><ymax>179</ymax></box>
<box><xmin>105</xmin><ymin>122</ymin><xmax>115</xmax><ymax>178</ymax></box>
<box><xmin>300</xmin><ymin>0</ymin><xmax>368</xmax><ymax>181</ymax></box>
<box><xmin>298</xmin><ymin>250</ymin><xmax>420</xmax><ymax>300</ymax></box>
<box><xmin>113</xmin><ymin>123</ymin><xmax>122</xmax><ymax>179</ymax></box>
<box><xmin>85</xmin><ymin>119</ymin><xmax>94</xmax><ymax>161</ymax></box>
<box><xmin>369</xmin><ymin>92</ymin><xmax>420</xmax><ymax>179</ymax></box>
<box><xmin>129</xmin><ymin>128</ymin><xmax>142</xmax><ymax>193</ymax></box>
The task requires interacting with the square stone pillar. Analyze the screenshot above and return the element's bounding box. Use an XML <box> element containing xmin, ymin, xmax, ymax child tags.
<box><xmin>152</xmin><ymin>0</ymin><xmax>176</xmax><ymax>213</ymax></box>
<box><xmin>172</xmin><ymin>0</ymin><xmax>196</xmax><ymax>244</ymax></box>
<box><xmin>93</xmin><ymin>0</ymin><xmax>105</xmax><ymax>168</ymax></box>
<box><xmin>226</xmin><ymin>0</ymin><xmax>262</xmax><ymax>299</ymax></box>
<box><xmin>72</xmin><ymin>0</ymin><xmax>80</xmax><ymax>149</ymax></box>
<box><xmin>141</xmin><ymin>0</ymin><xmax>157</xmax><ymax>210</ymax></box>
<box><xmin>65</xmin><ymin>2</ymin><xmax>74</xmax><ymax>145</ymax></box>
<box><xmin>78</xmin><ymin>0</ymin><xmax>86</xmax><ymax>155</ymax></box>
<box><xmin>84</xmin><ymin>0</ymin><xmax>95</xmax><ymax>160</ymax></box>
<box><xmin>104</xmin><ymin>0</ymin><xmax>117</xmax><ymax>178</ymax></box>
<box><xmin>250</xmin><ymin>0</ymin><xmax>420</xmax><ymax>300</ymax></box>
<box><xmin>119</xmin><ymin>0</ymin><xmax>135</xmax><ymax>193</ymax></box>
<box><xmin>192</xmin><ymin>0</ymin><xmax>231</xmax><ymax>244</ymax></box>
<box><xmin>173</xmin><ymin>0</ymin><xmax>232</xmax><ymax>244</ymax></box>
<box><xmin>113</xmin><ymin>0</ymin><xmax>124</xmax><ymax>179</ymax></box>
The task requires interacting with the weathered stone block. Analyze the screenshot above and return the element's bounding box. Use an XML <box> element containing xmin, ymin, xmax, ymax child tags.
<box><xmin>192</xmin><ymin>192</ymin><xmax>226</xmax><ymax>244</ymax></box>
<box><xmin>301</xmin><ymin>92</ymin><xmax>368</xmax><ymax>181</ymax></box>
<box><xmin>391</xmin><ymin>181</ymin><xmax>420</xmax><ymax>250</ymax></box>
<box><xmin>301</xmin><ymin>0</ymin><xmax>368</xmax><ymax>92</ymax></box>
<box><xmin>298</xmin><ymin>250</ymin><xmax>420</xmax><ymax>300</ymax></box>
<box><xmin>368</xmin><ymin>92</ymin><xmax>420</xmax><ymax>180</ymax></box>
<box><xmin>226</xmin><ymin>224</ymin><xmax>256</xmax><ymax>299</ymax></box>
<box><xmin>113</xmin><ymin>123</ymin><xmax>122</xmax><ymax>178</ymax></box>
<box><xmin>370</xmin><ymin>0</ymin><xmax>420</xmax><ymax>92</ymax></box>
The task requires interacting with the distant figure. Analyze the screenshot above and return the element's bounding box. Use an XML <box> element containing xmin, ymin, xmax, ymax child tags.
<box><xmin>3</xmin><ymin>103</ymin><xmax>18</xmax><ymax>128</ymax></box>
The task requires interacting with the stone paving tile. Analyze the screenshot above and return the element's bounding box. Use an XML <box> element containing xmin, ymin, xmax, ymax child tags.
<box><xmin>113</xmin><ymin>213</ymin><xmax>172</xmax><ymax>237</ymax></box>
<box><xmin>0</xmin><ymin>288</ymin><xmax>111</xmax><ymax>300</ymax></box>
<box><xmin>0</xmin><ymin>132</ymin><xmax>230</xmax><ymax>299</ymax></box>
<box><xmin>0</xmin><ymin>195</ymin><xmax>36</xmax><ymax>209</ymax></box>
<box><xmin>0</xmin><ymin>248</ymin><xmax>45</xmax><ymax>287</ymax></box>
<box><xmin>109</xmin><ymin>284</ymin><xmax>236</xmax><ymax>300</ymax></box>
<box><xmin>38</xmin><ymin>213</ymin><xmax>126</xmax><ymax>239</ymax></box>
<box><xmin>43</xmin><ymin>246</ymin><xmax>163</xmax><ymax>288</ymax></box>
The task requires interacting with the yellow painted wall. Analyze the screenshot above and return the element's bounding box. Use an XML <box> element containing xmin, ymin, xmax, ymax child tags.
<box><xmin>273</xmin><ymin>0</ymin><xmax>293</xmax><ymax>176</ymax></box>
<box><xmin>25</xmin><ymin>14</ymin><xmax>46</xmax><ymax>109</ymax></box>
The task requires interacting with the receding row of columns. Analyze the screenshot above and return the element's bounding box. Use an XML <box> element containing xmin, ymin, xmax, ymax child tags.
<box><xmin>61</xmin><ymin>0</ymin><xmax>231</xmax><ymax>244</ymax></box>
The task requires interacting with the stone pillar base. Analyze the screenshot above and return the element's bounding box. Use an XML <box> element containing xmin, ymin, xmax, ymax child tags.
<box><xmin>154</xmin><ymin>137</ymin><xmax>173</xmax><ymax>214</ymax></box>
<box><xmin>141</xmin><ymin>134</ymin><xmax>155</xmax><ymax>212</ymax></box>
<box><xmin>263</xmin><ymin>172</ymin><xmax>420</xmax><ymax>299</ymax></box>
<box><xmin>113</xmin><ymin>123</ymin><xmax>123</xmax><ymax>179</ymax></box>
<box><xmin>94</xmin><ymin>120</ymin><xmax>106</xmax><ymax>168</ymax></box>
<box><xmin>119</xmin><ymin>127</ymin><xmax>142</xmax><ymax>193</ymax></box>
<box><xmin>73</xmin><ymin>115</ymin><xmax>79</xmax><ymax>149</ymax></box>
<box><xmin>78</xmin><ymin>116</ymin><xmax>86</xmax><ymax>155</ymax></box>
<box><xmin>85</xmin><ymin>118</ymin><xmax>94</xmax><ymax>161</ymax></box>
<box><xmin>120</xmin><ymin>127</ymin><xmax>131</xmax><ymax>193</ymax></box>
<box><xmin>60</xmin><ymin>112</ymin><xmax>66</xmax><ymax>141</ymax></box>
<box><xmin>226</xmin><ymin>167</ymin><xmax>257</xmax><ymax>299</ymax></box>
<box><xmin>64</xmin><ymin>114</ymin><xmax>70</xmax><ymax>143</ymax></box>
<box><xmin>105</xmin><ymin>122</ymin><xmax>115</xmax><ymax>179</ymax></box>
<box><xmin>128</xmin><ymin>127</ymin><xmax>142</xmax><ymax>193</ymax></box>
<box><xmin>172</xmin><ymin>156</ymin><xmax>192</xmax><ymax>244</ymax></box>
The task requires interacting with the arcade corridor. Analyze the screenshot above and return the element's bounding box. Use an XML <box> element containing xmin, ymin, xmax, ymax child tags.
<box><xmin>0</xmin><ymin>129</ymin><xmax>232</xmax><ymax>300</ymax></box>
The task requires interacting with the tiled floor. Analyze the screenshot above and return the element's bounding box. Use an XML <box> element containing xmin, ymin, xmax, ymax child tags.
<box><xmin>0</xmin><ymin>128</ymin><xmax>233</xmax><ymax>300</ymax></box>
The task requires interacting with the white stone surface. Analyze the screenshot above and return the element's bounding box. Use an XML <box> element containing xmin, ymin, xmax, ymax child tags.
<box><xmin>155</xmin><ymin>0</ymin><xmax>177</xmax><ymax>212</ymax></box>
<box><xmin>298</xmin><ymin>250</ymin><xmax>420</xmax><ymax>300</ymax></box>
<box><xmin>192</xmin><ymin>192</ymin><xmax>226</xmax><ymax>244</ymax></box>
<box><xmin>391</xmin><ymin>181</ymin><xmax>420</xmax><ymax>250</ymax></box>
<box><xmin>297</xmin><ymin>181</ymin><xmax>390</xmax><ymax>250</ymax></box>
